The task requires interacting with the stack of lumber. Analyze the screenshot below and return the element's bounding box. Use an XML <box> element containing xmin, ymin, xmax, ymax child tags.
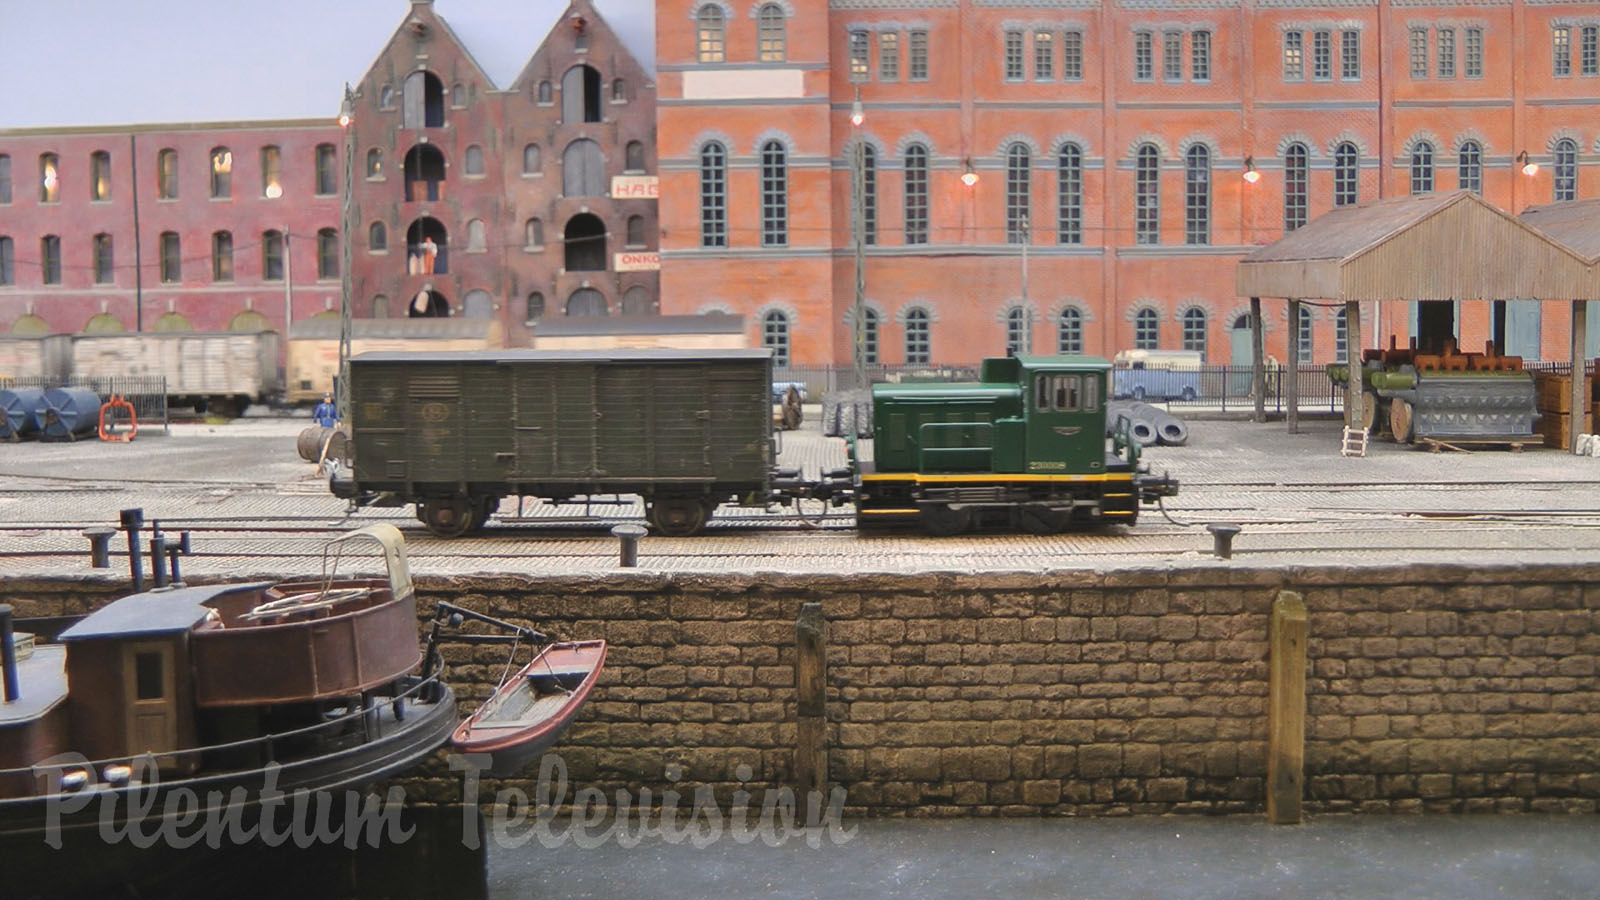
<box><xmin>1533</xmin><ymin>371</ymin><xmax>1595</xmax><ymax>449</ymax></box>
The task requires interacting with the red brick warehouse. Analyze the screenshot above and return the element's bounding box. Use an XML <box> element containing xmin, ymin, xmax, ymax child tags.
<box><xmin>654</xmin><ymin>0</ymin><xmax>1600</xmax><ymax>368</ymax></box>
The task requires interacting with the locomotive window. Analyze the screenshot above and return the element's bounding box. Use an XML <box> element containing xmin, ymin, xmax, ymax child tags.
<box><xmin>1083</xmin><ymin>374</ymin><xmax>1099</xmax><ymax>411</ymax></box>
<box><xmin>1036</xmin><ymin>375</ymin><xmax>1083</xmax><ymax>412</ymax></box>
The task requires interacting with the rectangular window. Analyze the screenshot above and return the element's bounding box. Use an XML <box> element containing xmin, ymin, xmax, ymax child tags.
<box><xmin>1410</xmin><ymin>28</ymin><xmax>1428</xmax><ymax>78</ymax></box>
<box><xmin>909</xmin><ymin>30</ymin><xmax>928</xmax><ymax>80</ymax></box>
<box><xmin>261</xmin><ymin>146</ymin><xmax>282</xmax><ymax>198</ymax></box>
<box><xmin>41</xmin><ymin>236</ymin><xmax>60</xmax><ymax>284</ymax></box>
<box><xmin>315</xmin><ymin>144</ymin><xmax>337</xmax><ymax>195</ymax></box>
<box><xmin>0</xmin><ymin>237</ymin><xmax>12</xmax><ymax>284</ymax></box>
<box><xmin>878</xmin><ymin>31</ymin><xmax>899</xmax><ymax>81</ymax></box>
<box><xmin>0</xmin><ymin>154</ymin><xmax>10</xmax><ymax>204</ymax></box>
<box><xmin>135</xmin><ymin>651</ymin><xmax>164</xmax><ymax>701</ymax></box>
<box><xmin>1341</xmin><ymin>30</ymin><xmax>1361</xmax><ymax>79</ymax></box>
<box><xmin>1063</xmin><ymin>31</ymin><xmax>1084</xmax><ymax>80</ymax></box>
<box><xmin>1313</xmin><ymin>30</ymin><xmax>1332</xmax><ymax>79</ymax></box>
<box><xmin>91</xmin><ymin>151</ymin><xmax>111</xmax><ymax>201</ymax></box>
<box><xmin>904</xmin><ymin>149</ymin><xmax>928</xmax><ymax>246</ymax></box>
<box><xmin>262</xmin><ymin>231</ymin><xmax>284</xmax><ymax>281</ymax></box>
<box><xmin>1583</xmin><ymin>26</ymin><xmax>1598</xmax><ymax>76</ymax></box>
<box><xmin>1554</xmin><ymin>26</ymin><xmax>1572</xmax><ymax>76</ymax></box>
<box><xmin>159</xmin><ymin>233</ymin><xmax>180</xmax><ymax>283</ymax></box>
<box><xmin>850</xmin><ymin>30</ymin><xmax>870</xmax><ymax>81</ymax></box>
<box><xmin>212</xmin><ymin>231</ymin><xmax>233</xmax><ymax>282</ymax></box>
<box><xmin>1033</xmin><ymin>31</ymin><xmax>1053</xmax><ymax>80</ymax></box>
<box><xmin>1004</xmin><ymin>31</ymin><xmax>1024</xmax><ymax>81</ymax></box>
<box><xmin>94</xmin><ymin>234</ymin><xmax>113</xmax><ymax>284</ymax></box>
<box><xmin>1192</xmin><ymin>30</ymin><xmax>1210</xmax><ymax>81</ymax></box>
<box><xmin>1163</xmin><ymin>31</ymin><xmax>1182</xmax><ymax>81</ymax></box>
<box><xmin>1134</xmin><ymin>31</ymin><xmax>1153</xmax><ymax>80</ymax></box>
<box><xmin>1437</xmin><ymin>28</ymin><xmax>1455</xmax><ymax>78</ymax></box>
<box><xmin>1283</xmin><ymin>31</ymin><xmax>1304</xmax><ymax>81</ymax></box>
<box><xmin>1465</xmin><ymin>28</ymin><xmax>1483</xmax><ymax>77</ymax></box>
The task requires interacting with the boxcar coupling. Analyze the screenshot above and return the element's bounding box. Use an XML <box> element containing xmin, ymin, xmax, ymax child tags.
<box><xmin>327</xmin><ymin>350</ymin><xmax>1179</xmax><ymax>537</ymax></box>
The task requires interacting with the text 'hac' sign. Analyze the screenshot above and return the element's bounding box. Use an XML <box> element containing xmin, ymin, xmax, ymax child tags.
<box><xmin>611</xmin><ymin>176</ymin><xmax>659</xmax><ymax>199</ymax></box>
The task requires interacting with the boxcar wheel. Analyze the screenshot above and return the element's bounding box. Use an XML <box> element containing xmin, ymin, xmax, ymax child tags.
<box><xmin>648</xmin><ymin>498</ymin><xmax>709</xmax><ymax>537</ymax></box>
<box><xmin>419</xmin><ymin>497</ymin><xmax>475</xmax><ymax>538</ymax></box>
<box><xmin>920</xmin><ymin>504</ymin><xmax>972</xmax><ymax>537</ymax></box>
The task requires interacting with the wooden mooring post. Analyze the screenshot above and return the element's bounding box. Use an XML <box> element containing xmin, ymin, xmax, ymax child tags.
<box><xmin>1268</xmin><ymin>590</ymin><xmax>1308</xmax><ymax>824</ymax></box>
<box><xmin>794</xmin><ymin>602</ymin><xmax>828</xmax><ymax>821</ymax></box>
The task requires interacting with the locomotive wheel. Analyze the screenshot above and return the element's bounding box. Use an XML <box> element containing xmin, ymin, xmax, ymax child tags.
<box><xmin>1389</xmin><ymin>398</ymin><xmax>1415</xmax><ymax>444</ymax></box>
<box><xmin>1017</xmin><ymin>505</ymin><xmax>1070</xmax><ymax>535</ymax></box>
<box><xmin>920</xmin><ymin>504</ymin><xmax>972</xmax><ymax>537</ymax></box>
<box><xmin>418</xmin><ymin>497</ymin><xmax>475</xmax><ymax>538</ymax></box>
<box><xmin>648</xmin><ymin>498</ymin><xmax>709</xmax><ymax>537</ymax></box>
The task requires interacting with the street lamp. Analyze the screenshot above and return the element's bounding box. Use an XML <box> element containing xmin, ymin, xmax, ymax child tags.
<box><xmin>337</xmin><ymin>84</ymin><xmax>356</xmax><ymax>427</ymax></box>
<box><xmin>1517</xmin><ymin>151</ymin><xmax>1539</xmax><ymax>177</ymax></box>
<box><xmin>850</xmin><ymin>90</ymin><xmax>867</xmax><ymax>390</ymax></box>
<box><xmin>1242</xmin><ymin>155</ymin><xmax>1261</xmax><ymax>184</ymax></box>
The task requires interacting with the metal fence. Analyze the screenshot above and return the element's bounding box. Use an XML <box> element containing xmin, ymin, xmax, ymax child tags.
<box><xmin>0</xmin><ymin>375</ymin><xmax>169</xmax><ymax>433</ymax></box>
<box><xmin>778</xmin><ymin>364</ymin><xmax>1348</xmax><ymax>414</ymax></box>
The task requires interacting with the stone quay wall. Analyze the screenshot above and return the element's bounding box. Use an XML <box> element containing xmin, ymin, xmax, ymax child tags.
<box><xmin>7</xmin><ymin>563</ymin><xmax>1598</xmax><ymax>816</ymax></box>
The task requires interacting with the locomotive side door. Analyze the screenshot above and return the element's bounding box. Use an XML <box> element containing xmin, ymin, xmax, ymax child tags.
<box><xmin>1026</xmin><ymin>370</ymin><xmax>1104</xmax><ymax>474</ymax></box>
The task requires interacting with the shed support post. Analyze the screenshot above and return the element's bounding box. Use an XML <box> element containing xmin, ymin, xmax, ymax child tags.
<box><xmin>794</xmin><ymin>602</ymin><xmax>828</xmax><ymax>823</ymax></box>
<box><xmin>1268</xmin><ymin>590</ymin><xmax>1308</xmax><ymax>825</ymax></box>
<box><xmin>1251</xmin><ymin>297</ymin><xmax>1266</xmax><ymax>423</ymax></box>
<box><xmin>1345</xmin><ymin>301</ymin><xmax>1364</xmax><ymax>431</ymax></box>
<box><xmin>1572</xmin><ymin>300</ymin><xmax>1589</xmax><ymax>455</ymax></box>
<box><xmin>1286</xmin><ymin>299</ymin><xmax>1301</xmax><ymax>434</ymax></box>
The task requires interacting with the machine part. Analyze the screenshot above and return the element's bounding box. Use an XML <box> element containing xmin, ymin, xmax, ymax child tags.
<box><xmin>1016</xmin><ymin>504</ymin><xmax>1072</xmax><ymax>535</ymax></box>
<box><xmin>919</xmin><ymin>504</ymin><xmax>972</xmax><ymax>536</ymax></box>
<box><xmin>647</xmin><ymin>497</ymin><xmax>710</xmax><ymax>537</ymax></box>
<box><xmin>35</xmin><ymin>388</ymin><xmax>103</xmax><ymax>440</ymax></box>
<box><xmin>0</xmin><ymin>388</ymin><xmax>45</xmax><ymax>440</ymax></box>
<box><xmin>418</xmin><ymin>497</ymin><xmax>475</xmax><ymax>538</ymax></box>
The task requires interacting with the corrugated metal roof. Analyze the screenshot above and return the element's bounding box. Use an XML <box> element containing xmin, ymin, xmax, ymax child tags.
<box><xmin>1519</xmin><ymin>199</ymin><xmax>1600</xmax><ymax>263</ymax></box>
<box><xmin>1239</xmin><ymin>192</ymin><xmax>1466</xmax><ymax>265</ymax></box>
<box><xmin>536</xmin><ymin>315</ymin><xmax>746</xmax><ymax>336</ymax></box>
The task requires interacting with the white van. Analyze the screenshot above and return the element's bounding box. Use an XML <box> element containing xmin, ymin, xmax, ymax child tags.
<box><xmin>1111</xmin><ymin>350</ymin><xmax>1204</xmax><ymax>401</ymax></box>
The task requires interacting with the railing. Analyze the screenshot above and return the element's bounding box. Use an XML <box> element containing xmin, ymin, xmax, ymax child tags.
<box><xmin>0</xmin><ymin>375</ymin><xmax>169</xmax><ymax>433</ymax></box>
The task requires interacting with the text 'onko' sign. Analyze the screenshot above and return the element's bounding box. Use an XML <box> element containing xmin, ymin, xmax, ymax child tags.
<box><xmin>615</xmin><ymin>252</ymin><xmax>660</xmax><ymax>272</ymax></box>
<box><xmin>611</xmin><ymin>176</ymin><xmax>659</xmax><ymax>199</ymax></box>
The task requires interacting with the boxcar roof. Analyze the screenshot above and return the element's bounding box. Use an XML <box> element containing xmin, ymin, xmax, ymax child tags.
<box><xmin>351</xmin><ymin>349</ymin><xmax>774</xmax><ymax>363</ymax></box>
<box><xmin>60</xmin><ymin>582</ymin><xmax>272</xmax><ymax>641</ymax></box>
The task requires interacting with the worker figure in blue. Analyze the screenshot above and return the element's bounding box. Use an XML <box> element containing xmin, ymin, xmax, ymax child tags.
<box><xmin>313</xmin><ymin>392</ymin><xmax>339</xmax><ymax>428</ymax></box>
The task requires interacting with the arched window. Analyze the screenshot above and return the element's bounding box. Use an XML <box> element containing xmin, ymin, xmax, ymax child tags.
<box><xmin>157</xmin><ymin>149</ymin><xmax>178</xmax><ymax>200</ymax></box>
<box><xmin>1057</xmin><ymin>143</ymin><xmax>1082</xmax><ymax>245</ymax></box>
<box><xmin>402</xmin><ymin>144</ymin><xmax>446</xmax><ymax>202</ymax></box>
<box><xmin>369</xmin><ymin>222</ymin><xmax>387</xmax><ymax>253</ymax></box>
<box><xmin>464</xmin><ymin>145</ymin><xmax>484</xmax><ymax>176</ymax></box>
<box><xmin>372</xmin><ymin>294</ymin><xmax>390</xmax><ymax>318</ymax></box>
<box><xmin>1181</xmin><ymin>308</ymin><xmax>1207</xmax><ymax>359</ymax></box>
<box><xmin>1283</xmin><ymin>143</ymin><xmax>1308</xmax><ymax>232</ymax></box>
<box><xmin>212</xmin><ymin>231</ymin><xmax>234</xmax><ymax>282</ymax></box>
<box><xmin>561</xmin><ymin>65</ymin><xmax>602</xmax><ymax>124</ymax></box>
<box><xmin>1005</xmin><ymin>143</ymin><xmax>1030</xmax><ymax>244</ymax></box>
<box><xmin>1058</xmin><ymin>307</ymin><xmax>1083</xmax><ymax>353</ymax></box>
<box><xmin>700</xmin><ymin>142</ymin><xmax>727</xmax><ymax>247</ymax></box>
<box><xmin>858</xmin><ymin>145</ymin><xmax>878</xmax><ymax>245</ymax></box>
<box><xmin>1135</xmin><ymin>144</ymin><xmax>1160</xmax><ymax>244</ymax></box>
<box><xmin>1334</xmin><ymin>142</ymin><xmax>1359</xmax><ymax>206</ymax></box>
<box><xmin>1005</xmin><ymin>308</ymin><xmax>1030</xmax><ymax>355</ymax></box>
<box><xmin>262</xmin><ymin>230</ymin><xmax>284</xmax><ymax>281</ymax></box>
<box><xmin>158</xmin><ymin>232</ymin><xmax>180</xmax><ymax>282</ymax></box>
<box><xmin>904</xmin><ymin>144</ymin><xmax>929</xmax><ymax>245</ymax></box>
<box><xmin>622</xmin><ymin>286</ymin><xmax>653</xmax><ymax>315</ymax></box>
<box><xmin>466</xmin><ymin>219</ymin><xmax>486</xmax><ymax>252</ymax></box>
<box><xmin>0</xmin><ymin>236</ymin><xmax>12</xmax><ymax>285</ymax></box>
<box><xmin>93</xmin><ymin>233</ymin><xmax>113</xmax><ymax>283</ymax></box>
<box><xmin>526</xmin><ymin>292</ymin><xmax>546</xmax><ymax>323</ymax></box>
<box><xmin>1184</xmin><ymin>145</ymin><xmax>1210</xmax><ymax>245</ymax></box>
<box><xmin>905</xmin><ymin>308</ymin><xmax>931</xmax><ymax>364</ymax></box>
<box><xmin>758</xmin><ymin>3</ymin><xmax>786</xmax><ymax>62</ymax></box>
<box><xmin>562</xmin><ymin>139</ymin><xmax>605</xmax><ymax>196</ymax></box>
<box><xmin>860</xmin><ymin>308</ymin><xmax>880</xmax><ymax>365</ymax></box>
<box><xmin>564</xmin><ymin>214</ymin><xmax>606</xmax><ymax>270</ymax></box>
<box><xmin>525</xmin><ymin>218</ymin><xmax>544</xmax><ymax>248</ymax></box>
<box><xmin>366</xmin><ymin>148</ymin><xmax>383</xmax><ymax>179</ymax></box>
<box><xmin>1458</xmin><ymin>141</ymin><xmax>1482</xmax><ymax>195</ymax></box>
<box><xmin>38</xmin><ymin>153</ymin><xmax>59</xmax><ymax>204</ymax></box>
<box><xmin>625</xmin><ymin>141</ymin><xmax>645</xmax><ymax>172</ymax></box>
<box><xmin>1554</xmin><ymin>138</ymin><xmax>1578</xmax><ymax>202</ymax></box>
<box><xmin>1297</xmin><ymin>306</ymin><xmax>1314</xmax><ymax>359</ymax></box>
<box><xmin>762</xmin><ymin>310</ymin><xmax>790</xmax><ymax>365</ymax></box>
<box><xmin>37</xmin><ymin>235</ymin><xmax>61</xmax><ymax>284</ymax></box>
<box><xmin>451</xmin><ymin>83</ymin><xmax>467</xmax><ymax>107</ymax></box>
<box><xmin>523</xmin><ymin>143</ymin><xmax>542</xmax><ymax>174</ymax></box>
<box><xmin>1134</xmin><ymin>308</ymin><xmax>1159</xmax><ymax>349</ymax></box>
<box><xmin>402</xmin><ymin>71</ymin><xmax>445</xmax><ymax>128</ymax></box>
<box><xmin>317</xmin><ymin>228</ymin><xmax>339</xmax><ymax>278</ymax></box>
<box><xmin>697</xmin><ymin>5</ymin><xmax>725</xmax><ymax>63</ymax></box>
<box><xmin>1335</xmin><ymin>308</ymin><xmax>1348</xmax><ymax>358</ymax></box>
<box><xmin>1409</xmin><ymin>141</ymin><xmax>1434</xmax><ymax>195</ymax></box>
<box><xmin>0</xmin><ymin>154</ymin><xmax>10</xmax><ymax>204</ymax></box>
<box><xmin>567</xmin><ymin>288</ymin><xmax>607</xmax><ymax>317</ymax></box>
<box><xmin>463</xmin><ymin>289</ymin><xmax>492</xmax><ymax>318</ymax></box>
<box><xmin>761</xmin><ymin>141</ymin><xmax>788</xmax><ymax>247</ymax></box>
<box><xmin>315</xmin><ymin>143</ymin><xmax>337</xmax><ymax>195</ymax></box>
<box><xmin>612</xmin><ymin>79</ymin><xmax>627</xmax><ymax>102</ymax></box>
<box><xmin>90</xmin><ymin>150</ymin><xmax>112</xmax><ymax>201</ymax></box>
<box><xmin>626</xmin><ymin>215</ymin><xmax>646</xmax><ymax>248</ymax></box>
<box><xmin>537</xmin><ymin>81</ymin><xmax>553</xmax><ymax>104</ymax></box>
<box><xmin>260</xmin><ymin>145</ymin><xmax>282</xmax><ymax>198</ymax></box>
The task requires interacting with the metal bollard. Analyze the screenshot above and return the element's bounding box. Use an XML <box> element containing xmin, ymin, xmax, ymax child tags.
<box><xmin>167</xmin><ymin>532</ymin><xmax>191</xmax><ymax>585</ymax></box>
<box><xmin>0</xmin><ymin>605</ymin><xmax>18</xmax><ymax>703</ymax></box>
<box><xmin>150</xmin><ymin>522</ymin><xmax>168</xmax><ymax>588</ymax></box>
<box><xmin>82</xmin><ymin>527</ymin><xmax>116</xmax><ymax>568</ymax></box>
<box><xmin>1206</xmin><ymin>522</ymin><xmax>1242</xmax><ymax>559</ymax></box>
<box><xmin>120</xmin><ymin>508</ymin><xmax>144</xmax><ymax>592</ymax></box>
<box><xmin>611</xmin><ymin>524</ymin><xmax>648</xmax><ymax>568</ymax></box>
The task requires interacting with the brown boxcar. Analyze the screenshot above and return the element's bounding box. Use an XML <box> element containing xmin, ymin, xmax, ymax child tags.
<box><xmin>335</xmin><ymin>349</ymin><xmax>774</xmax><ymax>536</ymax></box>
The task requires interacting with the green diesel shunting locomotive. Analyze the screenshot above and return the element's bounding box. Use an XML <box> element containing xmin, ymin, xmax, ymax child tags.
<box><xmin>328</xmin><ymin>349</ymin><xmax>1177</xmax><ymax>537</ymax></box>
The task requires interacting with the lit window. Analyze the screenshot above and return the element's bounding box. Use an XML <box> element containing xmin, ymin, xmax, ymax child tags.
<box><xmin>697</xmin><ymin>5</ymin><xmax>724</xmax><ymax>63</ymax></box>
<box><xmin>904</xmin><ymin>308</ymin><xmax>931</xmax><ymax>364</ymax></box>
<box><xmin>366</xmin><ymin>148</ymin><xmax>383</xmax><ymax>179</ymax></box>
<box><xmin>878</xmin><ymin>31</ymin><xmax>899</xmax><ymax>81</ymax></box>
<box><xmin>317</xmin><ymin>228</ymin><xmax>338</xmax><ymax>278</ymax></box>
<box><xmin>904</xmin><ymin>144</ymin><xmax>928</xmax><ymax>246</ymax></box>
<box><xmin>210</xmin><ymin>147</ymin><xmax>231</xmax><ymax>199</ymax></box>
<box><xmin>1283</xmin><ymin>31</ymin><xmax>1304</xmax><ymax>81</ymax></box>
<box><xmin>758</xmin><ymin>4</ymin><xmax>786</xmax><ymax>62</ymax></box>
<box><xmin>851</xmin><ymin>30</ymin><xmax>871</xmax><ymax>80</ymax></box>
<box><xmin>699</xmin><ymin>142</ymin><xmax>726</xmax><ymax>248</ymax></box>
<box><xmin>315</xmin><ymin>144</ymin><xmax>337</xmax><ymax>195</ymax></box>
<box><xmin>1554</xmin><ymin>26</ymin><xmax>1572</xmax><ymax>77</ymax></box>
<box><xmin>91</xmin><ymin>150</ymin><xmax>112</xmax><ymax>201</ymax></box>
<box><xmin>261</xmin><ymin>146</ymin><xmax>282</xmax><ymax>198</ymax></box>
<box><xmin>1134</xmin><ymin>308</ymin><xmax>1159</xmax><ymax>350</ymax></box>
<box><xmin>1034</xmin><ymin>31</ymin><xmax>1053</xmax><ymax>80</ymax></box>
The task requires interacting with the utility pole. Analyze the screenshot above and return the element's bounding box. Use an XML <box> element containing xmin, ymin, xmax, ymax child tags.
<box><xmin>1020</xmin><ymin>219</ymin><xmax>1029</xmax><ymax>352</ymax></box>
<box><xmin>337</xmin><ymin>85</ymin><xmax>356</xmax><ymax>426</ymax></box>
<box><xmin>850</xmin><ymin>91</ymin><xmax>867</xmax><ymax>390</ymax></box>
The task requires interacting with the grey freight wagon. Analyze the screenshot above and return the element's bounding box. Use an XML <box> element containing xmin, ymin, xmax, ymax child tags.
<box><xmin>332</xmin><ymin>349</ymin><xmax>776</xmax><ymax>536</ymax></box>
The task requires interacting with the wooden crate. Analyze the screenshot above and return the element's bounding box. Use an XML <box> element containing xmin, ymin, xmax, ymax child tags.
<box><xmin>1538</xmin><ymin>410</ymin><xmax>1594</xmax><ymax>449</ymax></box>
<box><xmin>1534</xmin><ymin>373</ymin><xmax>1594</xmax><ymax>414</ymax></box>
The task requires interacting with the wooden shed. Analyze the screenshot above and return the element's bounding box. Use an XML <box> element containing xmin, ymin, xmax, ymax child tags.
<box><xmin>1235</xmin><ymin>191</ymin><xmax>1597</xmax><ymax>449</ymax></box>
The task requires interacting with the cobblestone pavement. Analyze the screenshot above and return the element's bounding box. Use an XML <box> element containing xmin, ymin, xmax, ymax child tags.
<box><xmin>2</xmin><ymin>412</ymin><xmax>1598</xmax><ymax>580</ymax></box>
